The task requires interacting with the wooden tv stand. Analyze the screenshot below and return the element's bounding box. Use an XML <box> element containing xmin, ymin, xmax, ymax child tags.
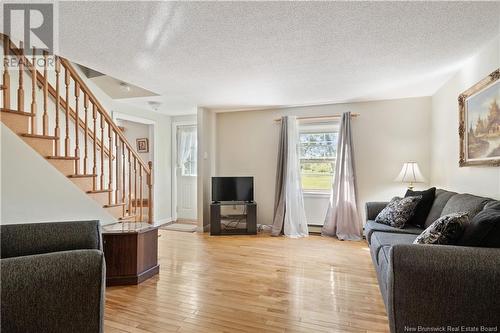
<box><xmin>210</xmin><ymin>202</ymin><xmax>257</xmax><ymax>235</ymax></box>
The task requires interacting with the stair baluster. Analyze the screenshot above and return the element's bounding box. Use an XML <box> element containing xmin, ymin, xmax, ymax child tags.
<box><xmin>3</xmin><ymin>35</ymin><xmax>10</xmax><ymax>110</ymax></box>
<box><xmin>100</xmin><ymin>112</ymin><xmax>105</xmax><ymax>189</ymax></box>
<box><xmin>54</xmin><ymin>57</ymin><xmax>61</xmax><ymax>155</ymax></box>
<box><xmin>30</xmin><ymin>47</ymin><xmax>36</xmax><ymax>133</ymax></box>
<box><xmin>64</xmin><ymin>67</ymin><xmax>70</xmax><ymax>156</ymax></box>
<box><xmin>83</xmin><ymin>93</ymin><xmax>89</xmax><ymax>173</ymax></box>
<box><xmin>92</xmin><ymin>103</ymin><xmax>98</xmax><ymax>190</ymax></box>
<box><xmin>108</xmin><ymin>126</ymin><xmax>113</xmax><ymax>204</ymax></box>
<box><xmin>74</xmin><ymin>82</ymin><xmax>80</xmax><ymax>173</ymax></box>
<box><xmin>17</xmin><ymin>41</ymin><xmax>24</xmax><ymax>113</ymax></box>
<box><xmin>42</xmin><ymin>51</ymin><xmax>48</xmax><ymax>135</ymax></box>
<box><xmin>148</xmin><ymin>161</ymin><xmax>154</xmax><ymax>222</ymax></box>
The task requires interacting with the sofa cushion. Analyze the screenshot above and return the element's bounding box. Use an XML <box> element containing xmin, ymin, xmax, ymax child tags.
<box><xmin>440</xmin><ymin>193</ymin><xmax>491</xmax><ymax>220</ymax></box>
<box><xmin>364</xmin><ymin>220</ymin><xmax>423</xmax><ymax>244</ymax></box>
<box><xmin>375</xmin><ymin>196</ymin><xmax>422</xmax><ymax>228</ymax></box>
<box><xmin>405</xmin><ymin>187</ymin><xmax>436</xmax><ymax>228</ymax></box>
<box><xmin>414</xmin><ymin>212</ymin><xmax>468</xmax><ymax>245</ymax></box>
<box><xmin>424</xmin><ymin>189</ymin><xmax>456</xmax><ymax>228</ymax></box>
<box><xmin>370</xmin><ymin>231</ymin><xmax>418</xmax><ymax>265</ymax></box>
<box><xmin>458</xmin><ymin>208</ymin><xmax>500</xmax><ymax>247</ymax></box>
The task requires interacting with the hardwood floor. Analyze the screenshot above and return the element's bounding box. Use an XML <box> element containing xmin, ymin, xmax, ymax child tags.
<box><xmin>104</xmin><ymin>231</ymin><xmax>389</xmax><ymax>333</ymax></box>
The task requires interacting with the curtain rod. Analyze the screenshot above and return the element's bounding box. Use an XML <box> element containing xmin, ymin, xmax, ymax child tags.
<box><xmin>273</xmin><ymin>113</ymin><xmax>360</xmax><ymax>122</ymax></box>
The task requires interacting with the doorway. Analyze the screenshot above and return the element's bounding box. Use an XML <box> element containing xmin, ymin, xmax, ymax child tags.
<box><xmin>173</xmin><ymin>122</ymin><xmax>197</xmax><ymax>222</ymax></box>
<box><xmin>112</xmin><ymin>112</ymin><xmax>157</xmax><ymax>222</ymax></box>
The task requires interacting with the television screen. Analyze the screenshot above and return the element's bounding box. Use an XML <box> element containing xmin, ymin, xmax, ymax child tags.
<box><xmin>212</xmin><ymin>177</ymin><xmax>254</xmax><ymax>202</ymax></box>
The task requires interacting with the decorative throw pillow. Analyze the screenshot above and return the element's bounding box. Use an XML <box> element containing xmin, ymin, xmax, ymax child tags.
<box><xmin>458</xmin><ymin>206</ymin><xmax>500</xmax><ymax>248</ymax></box>
<box><xmin>375</xmin><ymin>196</ymin><xmax>422</xmax><ymax>229</ymax></box>
<box><xmin>405</xmin><ymin>187</ymin><xmax>436</xmax><ymax>228</ymax></box>
<box><xmin>414</xmin><ymin>212</ymin><xmax>468</xmax><ymax>245</ymax></box>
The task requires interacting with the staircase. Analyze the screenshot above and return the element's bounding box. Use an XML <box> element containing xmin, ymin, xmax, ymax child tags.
<box><xmin>1</xmin><ymin>34</ymin><xmax>153</xmax><ymax>223</ymax></box>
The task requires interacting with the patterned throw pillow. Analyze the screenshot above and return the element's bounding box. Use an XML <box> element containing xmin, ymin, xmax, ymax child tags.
<box><xmin>414</xmin><ymin>212</ymin><xmax>468</xmax><ymax>245</ymax></box>
<box><xmin>375</xmin><ymin>196</ymin><xmax>422</xmax><ymax>229</ymax></box>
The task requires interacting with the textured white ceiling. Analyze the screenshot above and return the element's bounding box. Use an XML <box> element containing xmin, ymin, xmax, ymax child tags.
<box><xmin>54</xmin><ymin>1</ymin><xmax>500</xmax><ymax>115</ymax></box>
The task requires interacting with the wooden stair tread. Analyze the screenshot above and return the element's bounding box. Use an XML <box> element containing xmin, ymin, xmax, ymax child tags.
<box><xmin>87</xmin><ymin>189</ymin><xmax>112</xmax><ymax>194</ymax></box>
<box><xmin>21</xmin><ymin>133</ymin><xmax>58</xmax><ymax>140</ymax></box>
<box><xmin>68</xmin><ymin>174</ymin><xmax>96</xmax><ymax>178</ymax></box>
<box><xmin>1</xmin><ymin>108</ymin><xmax>34</xmax><ymax>117</ymax></box>
<box><xmin>46</xmin><ymin>156</ymin><xmax>79</xmax><ymax>160</ymax></box>
<box><xmin>104</xmin><ymin>203</ymin><xmax>125</xmax><ymax>208</ymax></box>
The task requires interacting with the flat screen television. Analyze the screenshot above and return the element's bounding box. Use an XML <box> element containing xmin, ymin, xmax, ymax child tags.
<box><xmin>212</xmin><ymin>177</ymin><xmax>254</xmax><ymax>202</ymax></box>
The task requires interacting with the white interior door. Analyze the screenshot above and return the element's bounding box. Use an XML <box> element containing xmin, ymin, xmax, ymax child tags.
<box><xmin>176</xmin><ymin>126</ymin><xmax>197</xmax><ymax>220</ymax></box>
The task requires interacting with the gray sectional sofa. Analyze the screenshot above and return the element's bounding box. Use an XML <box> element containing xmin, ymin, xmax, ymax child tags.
<box><xmin>1</xmin><ymin>220</ymin><xmax>105</xmax><ymax>333</ymax></box>
<box><xmin>365</xmin><ymin>189</ymin><xmax>500</xmax><ymax>333</ymax></box>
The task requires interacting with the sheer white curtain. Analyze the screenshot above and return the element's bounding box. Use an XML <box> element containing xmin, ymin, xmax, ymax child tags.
<box><xmin>322</xmin><ymin>112</ymin><xmax>361</xmax><ymax>240</ymax></box>
<box><xmin>272</xmin><ymin>116</ymin><xmax>309</xmax><ymax>238</ymax></box>
<box><xmin>177</xmin><ymin>126</ymin><xmax>196</xmax><ymax>169</ymax></box>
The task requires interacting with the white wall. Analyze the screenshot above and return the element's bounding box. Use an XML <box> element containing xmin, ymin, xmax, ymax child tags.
<box><xmin>197</xmin><ymin>107</ymin><xmax>217</xmax><ymax>230</ymax></box>
<box><xmin>430</xmin><ymin>36</ymin><xmax>500</xmax><ymax>199</ymax></box>
<box><xmin>213</xmin><ymin>97</ymin><xmax>432</xmax><ymax>226</ymax></box>
<box><xmin>116</xmin><ymin>119</ymin><xmax>152</xmax><ymax>163</ymax></box>
<box><xmin>1</xmin><ymin>124</ymin><xmax>116</xmax><ymax>225</ymax></box>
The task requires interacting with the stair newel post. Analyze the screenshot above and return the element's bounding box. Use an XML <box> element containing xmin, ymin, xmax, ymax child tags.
<box><xmin>134</xmin><ymin>156</ymin><xmax>138</xmax><ymax>218</ymax></box>
<box><xmin>100</xmin><ymin>112</ymin><xmax>105</xmax><ymax>190</ymax></box>
<box><xmin>2</xmin><ymin>34</ymin><xmax>10</xmax><ymax>110</ymax></box>
<box><xmin>74</xmin><ymin>81</ymin><xmax>80</xmax><ymax>174</ymax></box>
<box><xmin>108</xmin><ymin>124</ymin><xmax>113</xmax><ymax>204</ymax></box>
<box><xmin>121</xmin><ymin>139</ymin><xmax>126</xmax><ymax>217</ymax></box>
<box><xmin>42</xmin><ymin>51</ymin><xmax>49</xmax><ymax>135</ymax></box>
<box><xmin>54</xmin><ymin>56</ymin><xmax>61</xmax><ymax>156</ymax></box>
<box><xmin>17</xmin><ymin>41</ymin><xmax>24</xmax><ymax>113</ymax></box>
<box><xmin>30</xmin><ymin>46</ymin><xmax>36</xmax><ymax>134</ymax></box>
<box><xmin>147</xmin><ymin>161</ymin><xmax>154</xmax><ymax>224</ymax></box>
<box><xmin>128</xmin><ymin>148</ymin><xmax>132</xmax><ymax>217</ymax></box>
<box><xmin>64</xmin><ymin>66</ymin><xmax>70</xmax><ymax>156</ymax></box>
<box><xmin>83</xmin><ymin>93</ymin><xmax>89</xmax><ymax>174</ymax></box>
<box><xmin>139</xmin><ymin>166</ymin><xmax>143</xmax><ymax>222</ymax></box>
<box><xmin>115</xmin><ymin>131</ymin><xmax>120</xmax><ymax>205</ymax></box>
<box><xmin>92</xmin><ymin>103</ymin><xmax>97</xmax><ymax>190</ymax></box>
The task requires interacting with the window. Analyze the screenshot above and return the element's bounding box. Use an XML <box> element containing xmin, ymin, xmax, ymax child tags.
<box><xmin>299</xmin><ymin>126</ymin><xmax>338</xmax><ymax>192</ymax></box>
<box><xmin>178</xmin><ymin>126</ymin><xmax>197</xmax><ymax>176</ymax></box>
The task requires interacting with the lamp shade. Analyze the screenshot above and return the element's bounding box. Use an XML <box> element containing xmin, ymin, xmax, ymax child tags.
<box><xmin>395</xmin><ymin>162</ymin><xmax>425</xmax><ymax>184</ymax></box>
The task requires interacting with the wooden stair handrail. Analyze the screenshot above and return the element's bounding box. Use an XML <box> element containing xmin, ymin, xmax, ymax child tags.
<box><xmin>59</xmin><ymin>58</ymin><xmax>151</xmax><ymax>174</ymax></box>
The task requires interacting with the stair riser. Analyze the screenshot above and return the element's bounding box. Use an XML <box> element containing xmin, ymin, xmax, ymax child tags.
<box><xmin>22</xmin><ymin>137</ymin><xmax>54</xmax><ymax>157</ymax></box>
<box><xmin>88</xmin><ymin>192</ymin><xmax>111</xmax><ymax>206</ymax></box>
<box><xmin>69</xmin><ymin>177</ymin><xmax>94</xmax><ymax>192</ymax></box>
<box><xmin>105</xmin><ymin>206</ymin><xmax>125</xmax><ymax>219</ymax></box>
<box><xmin>1</xmin><ymin>112</ymin><xmax>29</xmax><ymax>134</ymax></box>
<box><xmin>47</xmin><ymin>159</ymin><xmax>75</xmax><ymax>176</ymax></box>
